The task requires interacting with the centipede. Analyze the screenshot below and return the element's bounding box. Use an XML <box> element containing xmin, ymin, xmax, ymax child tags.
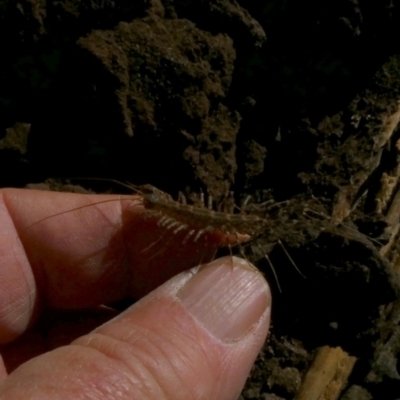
<box><xmin>25</xmin><ymin>181</ymin><xmax>270</xmax><ymax>248</ymax></box>
<box><xmin>137</xmin><ymin>184</ymin><xmax>269</xmax><ymax>247</ymax></box>
<box><xmin>18</xmin><ymin>180</ymin><xmax>303</xmax><ymax>292</ymax></box>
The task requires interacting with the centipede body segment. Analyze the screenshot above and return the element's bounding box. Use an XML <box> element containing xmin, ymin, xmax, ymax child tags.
<box><xmin>138</xmin><ymin>185</ymin><xmax>268</xmax><ymax>247</ymax></box>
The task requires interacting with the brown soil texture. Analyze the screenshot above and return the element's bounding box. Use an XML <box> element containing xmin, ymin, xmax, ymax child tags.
<box><xmin>2</xmin><ymin>1</ymin><xmax>400</xmax><ymax>399</ymax></box>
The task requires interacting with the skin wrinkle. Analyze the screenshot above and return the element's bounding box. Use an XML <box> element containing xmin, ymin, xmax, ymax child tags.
<box><xmin>102</xmin><ymin>372</ymin><xmax>135</xmax><ymax>398</ymax></box>
<box><xmin>90</xmin><ymin>312</ymin><xmax>209</xmax><ymax>400</ymax></box>
<box><xmin>69</xmin><ymin>342</ymin><xmax>149</xmax><ymax>400</ymax></box>
<box><xmin>166</xmin><ymin>328</ymin><xmax>219</xmax><ymax>399</ymax></box>
<box><xmin>136</xmin><ymin>327</ymin><xmax>192</xmax><ymax>400</ymax></box>
<box><xmin>188</xmin><ymin>340</ymin><xmax>216</xmax><ymax>399</ymax></box>
<box><xmin>214</xmin><ymin>354</ymin><xmax>234</xmax><ymax>396</ymax></box>
<box><xmin>3</xmin><ymin>298</ymin><xmax>29</xmax><ymax>328</ymax></box>
<box><xmin>101</xmin><ymin>324</ymin><xmax>190</xmax><ymax>399</ymax></box>
<box><xmin>161</xmin><ymin>309</ymin><xmax>216</xmax><ymax>382</ymax></box>
<box><xmin>123</xmin><ymin>354</ymin><xmax>167</xmax><ymax>400</ymax></box>
<box><xmin>120</xmin><ymin>326</ymin><xmax>148</xmax><ymax>344</ymax></box>
<box><xmin>81</xmin><ymin>373</ymin><xmax>126</xmax><ymax>400</ymax></box>
<box><xmin>74</xmin><ymin>335</ymin><xmax>168</xmax><ymax>399</ymax></box>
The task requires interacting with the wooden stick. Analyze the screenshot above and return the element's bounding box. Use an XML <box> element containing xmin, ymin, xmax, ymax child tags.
<box><xmin>295</xmin><ymin>346</ymin><xmax>357</xmax><ymax>400</ymax></box>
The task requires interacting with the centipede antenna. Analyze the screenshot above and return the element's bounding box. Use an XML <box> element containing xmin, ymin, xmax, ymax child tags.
<box><xmin>23</xmin><ymin>197</ymin><xmax>143</xmax><ymax>231</ymax></box>
<box><xmin>257</xmin><ymin>242</ymin><xmax>282</xmax><ymax>293</ymax></box>
<box><xmin>304</xmin><ymin>208</ymin><xmax>384</xmax><ymax>246</ymax></box>
<box><xmin>69</xmin><ymin>177</ymin><xmax>143</xmax><ymax>194</ymax></box>
<box><xmin>278</xmin><ymin>239</ymin><xmax>306</xmax><ymax>278</ymax></box>
<box><xmin>334</xmin><ymin>219</ymin><xmax>385</xmax><ymax>246</ymax></box>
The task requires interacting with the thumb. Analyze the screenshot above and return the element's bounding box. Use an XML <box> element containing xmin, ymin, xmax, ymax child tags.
<box><xmin>0</xmin><ymin>256</ymin><xmax>271</xmax><ymax>400</ymax></box>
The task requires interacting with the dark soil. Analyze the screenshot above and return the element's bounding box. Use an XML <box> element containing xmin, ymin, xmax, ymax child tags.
<box><xmin>2</xmin><ymin>1</ymin><xmax>400</xmax><ymax>398</ymax></box>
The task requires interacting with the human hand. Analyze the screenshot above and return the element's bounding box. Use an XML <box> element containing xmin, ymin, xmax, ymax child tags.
<box><xmin>0</xmin><ymin>188</ymin><xmax>271</xmax><ymax>399</ymax></box>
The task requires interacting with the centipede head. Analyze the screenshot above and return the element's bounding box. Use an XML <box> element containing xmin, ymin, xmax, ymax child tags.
<box><xmin>138</xmin><ymin>185</ymin><xmax>173</xmax><ymax>200</ymax></box>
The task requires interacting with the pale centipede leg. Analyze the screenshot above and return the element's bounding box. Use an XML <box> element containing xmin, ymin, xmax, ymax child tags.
<box><xmin>183</xmin><ymin>229</ymin><xmax>196</xmax><ymax>244</ymax></box>
<box><xmin>194</xmin><ymin>225</ymin><xmax>215</xmax><ymax>242</ymax></box>
<box><xmin>217</xmin><ymin>190</ymin><xmax>234</xmax><ymax>213</ymax></box>
<box><xmin>238</xmin><ymin>244</ymin><xmax>247</xmax><ymax>261</ymax></box>
<box><xmin>140</xmin><ymin>226</ymin><xmax>170</xmax><ymax>254</ymax></box>
<box><xmin>178</xmin><ymin>191</ymin><xmax>187</xmax><ymax>205</ymax></box>
<box><xmin>145</xmin><ymin>242</ymin><xmax>170</xmax><ymax>261</ymax></box>
<box><xmin>164</xmin><ymin>220</ymin><xmax>180</xmax><ymax>230</ymax></box>
<box><xmin>157</xmin><ymin>216</ymin><xmax>169</xmax><ymax>226</ymax></box>
<box><xmin>194</xmin><ymin>229</ymin><xmax>205</xmax><ymax>242</ymax></box>
<box><xmin>193</xmin><ymin>240</ymin><xmax>216</xmax><ymax>267</ymax></box>
<box><xmin>144</xmin><ymin>226</ymin><xmax>180</xmax><ymax>261</ymax></box>
<box><xmin>207</xmin><ymin>192</ymin><xmax>212</xmax><ymax>210</ymax></box>
<box><xmin>241</xmin><ymin>195</ymin><xmax>252</xmax><ymax>208</ymax></box>
<box><xmin>227</xmin><ymin>191</ymin><xmax>235</xmax><ymax>214</ymax></box>
<box><xmin>200</xmin><ymin>191</ymin><xmax>205</xmax><ymax>208</ymax></box>
<box><xmin>143</xmin><ymin>221</ymin><xmax>186</xmax><ymax>257</ymax></box>
<box><xmin>159</xmin><ymin>217</ymin><xmax>173</xmax><ymax>227</ymax></box>
<box><xmin>173</xmin><ymin>224</ymin><xmax>188</xmax><ymax>234</ymax></box>
<box><xmin>231</xmin><ymin>232</ymin><xmax>251</xmax><ymax>271</ymax></box>
<box><xmin>278</xmin><ymin>239</ymin><xmax>306</xmax><ymax>278</ymax></box>
<box><xmin>257</xmin><ymin>242</ymin><xmax>282</xmax><ymax>293</ymax></box>
<box><xmin>228</xmin><ymin>244</ymin><xmax>234</xmax><ymax>270</ymax></box>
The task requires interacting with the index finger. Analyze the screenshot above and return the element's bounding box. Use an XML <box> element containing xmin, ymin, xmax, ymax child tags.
<box><xmin>0</xmin><ymin>188</ymin><xmax>219</xmax><ymax>343</ymax></box>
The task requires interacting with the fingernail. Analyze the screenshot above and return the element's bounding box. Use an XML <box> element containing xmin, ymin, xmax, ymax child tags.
<box><xmin>177</xmin><ymin>256</ymin><xmax>271</xmax><ymax>342</ymax></box>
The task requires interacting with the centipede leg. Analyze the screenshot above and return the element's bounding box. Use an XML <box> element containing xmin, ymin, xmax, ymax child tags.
<box><xmin>193</xmin><ymin>225</ymin><xmax>214</xmax><ymax>242</ymax></box>
<box><xmin>193</xmin><ymin>229</ymin><xmax>205</xmax><ymax>242</ymax></box>
<box><xmin>182</xmin><ymin>229</ymin><xmax>196</xmax><ymax>244</ymax></box>
<box><xmin>207</xmin><ymin>192</ymin><xmax>212</xmax><ymax>210</ymax></box>
<box><xmin>157</xmin><ymin>216</ymin><xmax>169</xmax><ymax>226</ymax></box>
<box><xmin>173</xmin><ymin>224</ymin><xmax>189</xmax><ymax>234</ymax></box>
<box><xmin>164</xmin><ymin>220</ymin><xmax>180</xmax><ymax>230</ymax></box>
<box><xmin>231</xmin><ymin>232</ymin><xmax>251</xmax><ymax>271</ymax></box>
<box><xmin>228</xmin><ymin>244</ymin><xmax>234</xmax><ymax>270</ymax></box>
<box><xmin>238</xmin><ymin>243</ymin><xmax>251</xmax><ymax>267</ymax></box>
<box><xmin>257</xmin><ymin>242</ymin><xmax>282</xmax><ymax>293</ymax></box>
<box><xmin>199</xmin><ymin>191</ymin><xmax>205</xmax><ymax>208</ymax></box>
<box><xmin>143</xmin><ymin>224</ymin><xmax>183</xmax><ymax>261</ymax></box>
<box><xmin>140</xmin><ymin>226</ymin><xmax>170</xmax><ymax>254</ymax></box>
<box><xmin>278</xmin><ymin>239</ymin><xmax>306</xmax><ymax>278</ymax></box>
<box><xmin>178</xmin><ymin>191</ymin><xmax>187</xmax><ymax>205</ymax></box>
<box><xmin>159</xmin><ymin>217</ymin><xmax>174</xmax><ymax>227</ymax></box>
